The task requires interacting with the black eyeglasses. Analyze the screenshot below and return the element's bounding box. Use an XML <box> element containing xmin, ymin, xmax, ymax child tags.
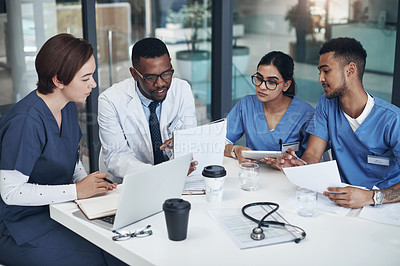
<box><xmin>251</xmin><ymin>74</ymin><xmax>284</xmax><ymax>91</ymax></box>
<box><xmin>112</xmin><ymin>225</ymin><xmax>152</xmax><ymax>241</ymax></box>
<box><xmin>134</xmin><ymin>67</ymin><xmax>174</xmax><ymax>85</ymax></box>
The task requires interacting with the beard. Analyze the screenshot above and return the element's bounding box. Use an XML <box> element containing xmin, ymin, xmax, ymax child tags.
<box><xmin>326</xmin><ymin>73</ymin><xmax>348</xmax><ymax>99</ymax></box>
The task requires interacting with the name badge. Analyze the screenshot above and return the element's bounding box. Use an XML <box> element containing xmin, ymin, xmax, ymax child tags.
<box><xmin>367</xmin><ymin>155</ymin><xmax>390</xmax><ymax>166</ymax></box>
<box><xmin>281</xmin><ymin>141</ymin><xmax>300</xmax><ymax>153</ymax></box>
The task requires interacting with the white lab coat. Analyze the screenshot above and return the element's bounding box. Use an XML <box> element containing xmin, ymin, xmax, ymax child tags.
<box><xmin>98</xmin><ymin>77</ymin><xmax>197</xmax><ymax>179</ymax></box>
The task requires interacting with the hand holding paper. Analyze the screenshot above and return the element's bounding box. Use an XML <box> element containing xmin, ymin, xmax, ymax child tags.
<box><xmin>323</xmin><ymin>186</ymin><xmax>372</xmax><ymax>208</ymax></box>
<box><xmin>282</xmin><ymin>160</ymin><xmax>346</xmax><ymax>193</ymax></box>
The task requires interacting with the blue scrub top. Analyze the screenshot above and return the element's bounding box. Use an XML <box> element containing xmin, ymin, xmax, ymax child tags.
<box><xmin>226</xmin><ymin>95</ymin><xmax>314</xmax><ymax>156</ymax></box>
<box><xmin>0</xmin><ymin>90</ymin><xmax>81</xmax><ymax>245</ymax></box>
<box><xmin>307</xmin><ymin>93</ymin><xmax>400</xmax><ymax>189</ymax></box>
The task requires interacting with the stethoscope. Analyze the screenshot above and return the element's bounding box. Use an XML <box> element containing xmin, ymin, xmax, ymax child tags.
<box><xmin>241</xmin><ymin>202</ymin><xmax>306</xmax><ymax>243</ymax></box>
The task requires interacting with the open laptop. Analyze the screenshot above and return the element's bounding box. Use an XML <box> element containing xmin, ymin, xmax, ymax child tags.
<box><xmin>73</xmin><ymin>153</ymin><xmax>192</xmax><ymax>231</ymax></box>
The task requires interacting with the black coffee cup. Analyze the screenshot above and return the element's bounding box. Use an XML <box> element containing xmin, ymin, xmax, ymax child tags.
<box><xmin>163</xmin><ymin>198</ymin><xmax>191</xmax><ymax>241</ymax></box>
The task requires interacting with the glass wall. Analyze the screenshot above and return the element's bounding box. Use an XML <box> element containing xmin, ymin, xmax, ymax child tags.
<box><xmin>1</xmin><ymin>0</ymin><xmax>64</xmax><ymax>105</ymax></box>
<box><xmin>94</xmin><ymin>0</ymin><xmax>212</xmax><ymax>125</ymax></box>
<box><xmin>156</xmin><ymin>0</ymin><xmax>212</xmax><ymax>125</ymax></box>
<box><xmin>0</xmin><ymin>0</ymin><xmax>90</xmax><ymax>167</ymax></box>
<box><xmin>232</xmin><ymin>0</ymin><xmax>397</xmax><ymax>107</ymax></box>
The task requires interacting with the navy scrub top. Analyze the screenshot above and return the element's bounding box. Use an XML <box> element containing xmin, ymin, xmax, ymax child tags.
<box><xmin>0</xmin><ymin>90</ymin><xmax>81</xmax><ymax>245</ymax></box>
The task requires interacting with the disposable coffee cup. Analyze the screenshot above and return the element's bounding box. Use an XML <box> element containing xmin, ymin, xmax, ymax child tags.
<box><xmin>163</xmin><ymin>198</ymin><xmax>191</xmax><ymax>241</ymax></box>
<box><xmin>202</xmin><ymin>165</ymin><xmax>227</xmax><ymax>202</ymax></box>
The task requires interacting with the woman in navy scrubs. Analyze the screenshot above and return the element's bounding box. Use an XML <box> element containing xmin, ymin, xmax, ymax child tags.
<box><xmin>0</xmin><ymin>34</ymin><xmax>123</xmax><ymax>265</ymax></box>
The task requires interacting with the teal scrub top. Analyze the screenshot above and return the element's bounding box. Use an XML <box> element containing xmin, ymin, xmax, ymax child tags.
<box><xmin>307</xmin><ymin>93</ymin><xmax>400</xmax><ymax>189</ymax></box>
<box><xmin>226</xmin><ymin>95</ymin><xmax>314</xmax><ymax>156</ymax></box>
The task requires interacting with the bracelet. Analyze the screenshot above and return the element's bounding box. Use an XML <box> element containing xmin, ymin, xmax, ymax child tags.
<box><xmin>230</xmin><ymin>145</ymin><xmax>237</xmax><ymax>158</ymax></box>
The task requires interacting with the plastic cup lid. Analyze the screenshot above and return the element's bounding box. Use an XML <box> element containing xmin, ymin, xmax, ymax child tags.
<box><xmin>202</xmin><ymin>165</ymin><xmax>226</xmax><ymax>178</ymax></box>
<box><xmin>163</xmin><ymin>198</ymin><xmax>191</xmax><ymax>211</ymax></box>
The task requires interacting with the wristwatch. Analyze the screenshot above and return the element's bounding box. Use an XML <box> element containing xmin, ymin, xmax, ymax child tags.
<box><xmin>373</xmin><ymin>189</ymin><xmax>384</xmax><ymax>206</ymax></box>
<box><xmin>230</xmin><ymin>145</ymin><xmax>237</xmax><ymax>158</ymax></box>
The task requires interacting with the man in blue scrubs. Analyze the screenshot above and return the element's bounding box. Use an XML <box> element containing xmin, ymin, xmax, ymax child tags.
<box><xmin>269</xmin><ymin>37</ymin><xmax>400</xmax><ymax>208</ymax></box>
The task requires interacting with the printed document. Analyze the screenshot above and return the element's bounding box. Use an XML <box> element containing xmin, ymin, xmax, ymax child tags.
<box><xmin>173</xmin><ymin>118</ymin><xmax>227</xmax><ymax>177</ymax></box>
<box><xmin>359</xmin><ymin>203</ymin><xmax>400</xmax><ymax>227</ymax></box>
<box><xmin>282</xmin><ymin>160</ymin><xmax>346</xmax><ymax>193</ymax></box>
<box><xmin>209</xmin><ymin>205</ymin><xmax>304</xmax><ymax>249</ymax></box>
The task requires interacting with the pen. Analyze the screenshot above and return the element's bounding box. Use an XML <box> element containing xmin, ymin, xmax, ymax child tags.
<box><xmin>167</xmin><ymin>141</ymin><xmax>173</xmax><ymax>148</ymax></box>
<box><xmin>103</xmin><ymin>177</ymin><xmax>114</xmax><ymax>184</ymax></box>
<box><xmin>285</xmin><ymin>150</ymin><xmax>308</xmax><ymax>165</ymax></box>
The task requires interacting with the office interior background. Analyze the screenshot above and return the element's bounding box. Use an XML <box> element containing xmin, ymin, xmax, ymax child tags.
<box><xmin>0</xmin><ymin>0</ymin><xmax>399</xmax><ymax>173</ymax></box>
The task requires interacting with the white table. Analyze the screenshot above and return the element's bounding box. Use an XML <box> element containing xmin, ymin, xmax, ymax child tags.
<box><xmin>50</xmin><ymin>157</ymin><xmax>400</xmax><ymax>266</ymax></box>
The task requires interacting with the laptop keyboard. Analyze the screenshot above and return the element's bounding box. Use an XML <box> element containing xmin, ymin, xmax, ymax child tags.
<box><xmin>100</xmin><ymin>215</ymin><xmax>115</xmax><ymax>225</ymax></box>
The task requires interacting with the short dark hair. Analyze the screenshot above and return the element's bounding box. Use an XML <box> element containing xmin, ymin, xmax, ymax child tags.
<box><xmin>257</xmin><ymin>51</ymin><xmax>296</xmax><ymax>95</ymax></box>
<box><xmin>319</xmin><ymin>37</ymin><xmax>367</xmax><ymax>80</ymax></box>
<box><xmin>35</xmin><ymin>33</ymin><xmax>93</xmax><ymax>94</ymax></box>
<box><xmin>131</xmin><ymin>37</ymin><xmax>170</xmax><ymax>67</ymax></box>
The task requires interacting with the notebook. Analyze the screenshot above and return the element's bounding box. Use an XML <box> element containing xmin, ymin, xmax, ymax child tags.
<box><xmin>73</xmin><ymin>153</ymin><xmax>192</xmax><ymax>231</ymax></box>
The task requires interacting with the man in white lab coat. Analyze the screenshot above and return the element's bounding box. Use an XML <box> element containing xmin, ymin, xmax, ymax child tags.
<box><xmin>98</xmin><ymin>37</ymin><xmax>197</xmax><ymax>180</ymax></box>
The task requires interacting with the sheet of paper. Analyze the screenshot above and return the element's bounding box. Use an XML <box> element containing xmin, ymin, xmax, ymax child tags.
<box><xmin>182</xmin><ymin>175</ymin><xmax>205</xmax><ymax>195</ymax></box>
<box><xmin>173</xmin><ymin>119</ymin><xmax>226</xmax><ymax>176</ymax></box>
<box><xmin>359</xmin><ymin>203</ymin><xmax>400</xmax><ymax>227</ymax></box>
<box><xmin>282</xmin><ymin>160</ymin><xmax>346</xmax><ymax>193</ymax></box>
<box><xmin>209</xmin><ymin>206</ymin><xmax>304</xmax><ymax>249</ymax></box>
<box><xmin>316</xmin><ymin>193</ymin><xmax>352</xmax><ymax>216</ymax></box>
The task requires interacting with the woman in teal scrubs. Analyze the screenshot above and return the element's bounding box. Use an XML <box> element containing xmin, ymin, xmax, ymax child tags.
<box><xmin>0</xmin><ymin>34</ymin><xmax>123</xmax><ymax>265</ymax></box>
<box><xmin>224</xmin><ymin>51</ymin><xmax>314</xmax><ymax>164</ymax></box>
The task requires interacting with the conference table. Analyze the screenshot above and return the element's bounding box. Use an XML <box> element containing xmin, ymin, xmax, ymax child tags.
<box><xmin>50</xmin><ymin>157</ymin><xmax>400</xmax><ymax>265</ymax></box>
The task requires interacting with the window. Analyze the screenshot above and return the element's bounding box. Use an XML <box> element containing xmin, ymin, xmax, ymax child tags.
<box><xmin>232</xmin><ymin>0</ymin><xmax>396</xmax><ymax>107</ymax></box>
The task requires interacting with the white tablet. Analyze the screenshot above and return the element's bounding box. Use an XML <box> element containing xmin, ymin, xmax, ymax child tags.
<box><xmin>242</xmin><ymin>150</ymin><xmax>282</xmax><ymax>161</ymax></box>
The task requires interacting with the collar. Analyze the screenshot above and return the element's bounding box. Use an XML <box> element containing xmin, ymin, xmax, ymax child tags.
<box><xmin>355</xmin><ymin>92</ymin><xmax>374</xmax><ymax>124</ymax></box>
<box><xmin>135</xmin><ymin>82</ymin><xmax>153</xmax><ymax>108</ymax></box>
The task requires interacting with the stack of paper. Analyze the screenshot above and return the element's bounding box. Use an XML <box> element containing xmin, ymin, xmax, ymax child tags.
<box><xmin>359</xmin><ymin>203</ymin><xmax>400</xmax><ymax>227</ymax></box>
<box><xmin>182</xmin><ymin>176</ymin><xmax>205</xmax><ymax>195</ymax></box>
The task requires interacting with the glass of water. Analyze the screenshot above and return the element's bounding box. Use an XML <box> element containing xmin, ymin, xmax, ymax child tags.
<box><xmin>238</xmin><ymin>162</ymin><xmax>259</xmax><ymax>191</ymax></box>
<box><xmin>296</xmin><ymin>187</ymin><xmax>317</xmax><ymax>217</ymax></box>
